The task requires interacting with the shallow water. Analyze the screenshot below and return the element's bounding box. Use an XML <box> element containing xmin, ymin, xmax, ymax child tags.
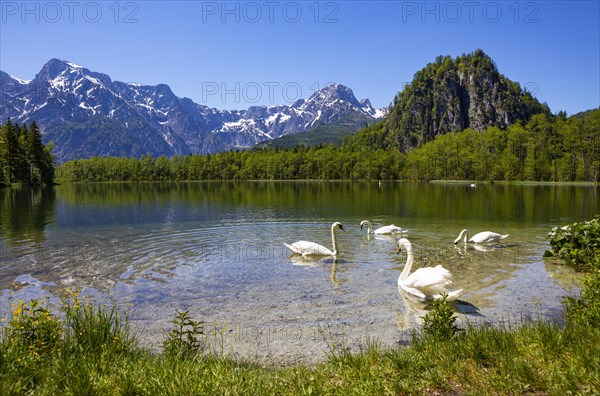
<box><xmin>0</xmin><ymin>182</ymin><xmax>597</xmax><ymax>364</ymax></box>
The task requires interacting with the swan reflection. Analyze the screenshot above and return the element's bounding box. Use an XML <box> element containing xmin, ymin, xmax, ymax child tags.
<box><xmin>288</xmin><ymin>255</ymin><xmax>344</xmax><ymax>287</ymax></box>
<box><xmin>473</xmin><ymin>244</ymin><xmax>497</xmax><ymax>252</ymax></box>
<box><xmin>454</xmin><ymin>243</ymin><xmax>508</xmax><ymax>256</ymax></box>
<box><xmin>396</xmin><ymin>286</ymin><xmax>429</xmax><ymax>329</ymax></box>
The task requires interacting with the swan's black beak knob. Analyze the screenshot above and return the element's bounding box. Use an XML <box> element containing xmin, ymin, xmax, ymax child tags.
<box><xmin>397</xmin><ymin>246</ymin><xmax>403</xmax><ymax>254</ymax></box>
<box><xmin>339</xmin><ymin>224</ymin><xmax>344</xmax><ymax>231</ymax></box>
<box><xmin>360</xmin><ymin>224</ymin><xmax>364</xmax><ymax>231</ymax></box>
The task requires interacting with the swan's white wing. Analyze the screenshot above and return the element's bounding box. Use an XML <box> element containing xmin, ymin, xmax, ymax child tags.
<box><xmin>399</xmin><ymin>284</ymin><xmax>427</xmax><ymax>300</ymax></box>
<box><xmin>417</xmin><ymin>266</ymin><xmax>462</xmax><ymax>300</ymax></box>
<box><xmin>443</xmin><ymin>288</ymin><xmax>463</xmax><ymax>301</ymax></box>
<box><xmin>402</xmin><ymin>267</ymin><xmax>454</xmax><ymax>301</ymax></box>
<box><xmin>373</xmin><ymin>224</ymin><xmax>403</xmax><ymax>235</ymax></box>
<box><xmin>401</xmin><ymin>282</ymin><xmax>462</xmax><ymax>301</ymax></box>
<box><xmin>402</xmin><ymin>269</ymin><xmax>462</xmax><ymax>300</ymax></box>
<box><xmin>409</xmin><ymin>266</ymin><xmax>452</xmax><ymax>286</ymax></box>
<box><xmin>470</xmin><ymin>231</ymin><xmax>509</xmax><ymax>243</ymax></box>
<box><xmin>429</xmin><ymin>288</ymin><xmax>463</xmax><ymax>301</ymax></box>
<box><xmin>283</xmin><ymin>243</ymin><xmax>302</xmax><ymax>255</ymax></box>
<box><xmin>284</xmin><ymin>241</ymin><xmax>333</xmax><ymax>256</ymax></box>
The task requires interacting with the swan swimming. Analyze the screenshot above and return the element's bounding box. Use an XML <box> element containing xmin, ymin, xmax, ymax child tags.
<box><xmin>360</xmin><ymin>220</ymin><xmax>403</xmax><ymax>235</ymax></box>
<box><xmin>396</xmin><ymin>238</ymin><xmax>463</xmax><ymax>301</ymax></box>
<box><xmin>453</xmin><ymin>229</ymin><xmax>509</xmax><ymax>244</ymax></box>
<box><xmin>284</xmin><ymin>222</ymin><xmax>344</xmax><ymax>257</ymax></box>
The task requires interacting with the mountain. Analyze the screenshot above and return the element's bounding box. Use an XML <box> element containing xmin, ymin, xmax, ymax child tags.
<box><xmin>349</xmin><ymin>49</ymin><xmax>552</xmax><ymax>152</ymax></box>
<box><xmin>0</xmin><ymin>59</ymin><xmax>384</xmax><ymax>162</ymax></box>
<box><xmin>257</xmin><ymin>114</ymin><xmax>377</xmax><ymax>149</ymax></box>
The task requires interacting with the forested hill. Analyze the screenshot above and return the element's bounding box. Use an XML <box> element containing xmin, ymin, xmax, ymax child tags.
<box><xmin>347</xmin><ymin>49</ymin><xmax>551</xmax><ymax>152</ymax></box>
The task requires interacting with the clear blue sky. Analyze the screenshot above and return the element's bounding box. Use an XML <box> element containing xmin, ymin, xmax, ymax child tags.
<box><xmin>1</xmin><ymin>1</ymin><xmax>598</xmax><ymax>115</ymax></box>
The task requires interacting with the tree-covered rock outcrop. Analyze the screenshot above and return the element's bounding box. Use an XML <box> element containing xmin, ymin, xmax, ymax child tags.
<box><xmin>351</xmin><ymin>49</ymin><xmax>551</xmax><ymax>151</ymax></box>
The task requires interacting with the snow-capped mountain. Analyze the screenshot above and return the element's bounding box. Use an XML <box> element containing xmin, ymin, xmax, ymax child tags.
<box><xmin>0</xmin><ymin>59</ymin><xmax>385</xmax><ymax>162</ymax></box>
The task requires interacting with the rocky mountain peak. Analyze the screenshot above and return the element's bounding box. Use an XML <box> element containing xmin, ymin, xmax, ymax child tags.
<box><xmin>305</xmin><ymin>83</ymin><xmax>361</xmax><ymax>108</ymax></box>
<box><xmin>37</xmin><ymin>58</ymin><xmax>71</xmax><ymax>80</ymax></box>
<box><xmin>36</xmin><ymin>58</ymin><xmax>114</xmax><ymax>93</ymax></box>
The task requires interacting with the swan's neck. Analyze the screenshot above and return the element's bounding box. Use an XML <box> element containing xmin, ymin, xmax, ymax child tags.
<box><xmin>331</xmin><ymin>225</ymin><xmax>338</xmax><ymax>256</ymax></box>
<box><xmin>361</xmin><ymin>221</ymin><xmax>372</xmax><ymax>234</ymax></box>
<box><xmin>462</xmin><ymin>230</ymin><xmax>469</xmax><ymax>243</ymax></box>
<box><xmin>398</xmin><ymin>242</ymin><xmax>413</xmax><ymax>282</ymax></box>
<box><xmin>455</xmin><ymin>229</ymin><xmax>469</xmax><ymax>244</ymax></box>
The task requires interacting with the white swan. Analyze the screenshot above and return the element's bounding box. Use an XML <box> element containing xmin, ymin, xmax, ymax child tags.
<box><xmin>360</xmin><ymin>220</ymin><xmax>403</xmax><ymax>235</ymax></box>
<box><xmin>396</xmin><ymin>238</ymin><xmax>463</xmax><ymax>301</ymax></box>
<box><xmin>453</xmin><ymin>229</ymin><xmax>509</xmax><ymax>244</ymax></box>
<box><xmin>284</xmin><ymin>222</ymin><xmax>344</xmax><ymax>257</ymax></box>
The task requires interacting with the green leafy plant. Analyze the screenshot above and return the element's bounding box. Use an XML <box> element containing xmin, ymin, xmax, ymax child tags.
<box><xmin>545</xmin><ymin>215</ymin><xmax>600</xmax><ymax>271</ymax></box>
<box><xmin>4</xmin><ymin>298</ymin><xmax>62</xmax><ymax>357</ymax></box>
<box><xmin>163</xmin><ymin>310</ymin><xmax>205</xmax><ymax>358</ymax></box>
<box><xmin>421</xmin><ymin>295</ymin><xmax>462</xmax><ymax>340</ymax></box>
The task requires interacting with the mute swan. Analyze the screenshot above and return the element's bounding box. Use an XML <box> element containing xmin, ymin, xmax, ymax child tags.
<box><xmin>453</xmin><ymin>229</ymin><xmax>509</xmax><ymax>244</ymax></box>
<box><xmin>396</xmin><ymin>238</ymin><xmax>463</xmax><ymax>301</ymax></box>
<box><xmin>360</xmin><ymin>220</ymin><xmax>403</xmax><ymax>235</ymax></box>
<box><xmin>284</xmin><ymin>222</ymin><xmax>344</xmax><ymax>257</ymax></box>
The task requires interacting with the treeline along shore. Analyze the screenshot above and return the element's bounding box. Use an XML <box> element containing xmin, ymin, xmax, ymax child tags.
<box><xmin>55</xmin><ymin>110</ymin><xmax>600</xmax><ymax>183</ymax></box>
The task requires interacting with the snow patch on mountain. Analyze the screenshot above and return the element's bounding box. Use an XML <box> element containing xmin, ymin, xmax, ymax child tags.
<box><xmin>11</xmin><ymin>75</ymin><xmax>31</xmax><ymax>85</ymax></box>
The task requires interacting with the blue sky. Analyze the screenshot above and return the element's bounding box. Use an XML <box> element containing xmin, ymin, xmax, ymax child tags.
<box><xmin>1</xmin><ymin>1</ymin><xmax>598</xmax><ymax>115</ymax></box>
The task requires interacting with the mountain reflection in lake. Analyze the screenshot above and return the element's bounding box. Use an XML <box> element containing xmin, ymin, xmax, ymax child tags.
<box><xmin>1</xmin><ymin>182</ymin><xmax>597</xmax><ymax>364</ymax></box>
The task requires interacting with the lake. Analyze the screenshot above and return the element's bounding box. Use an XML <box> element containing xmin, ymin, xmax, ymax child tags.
<box><xmin>1</xmin><ymin>182</ymin><xmax>598</xmax><ymax>364</ymax></box>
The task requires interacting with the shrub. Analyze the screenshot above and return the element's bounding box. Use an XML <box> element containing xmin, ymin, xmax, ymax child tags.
<box><xmin>564</xmin><ymin>270</ymin><xmax>600</xmax><ymax>328</ymax></box>
<box><xmin>163</xmin><ymin>310</ymin><xmax>205</xmax><ymax>358</ymax></box>
<box><xmin>545</xmin><ymin>215</ymin><xmax>600</xmax><ymax>271</ymax></box>
<box><xmin>421</xmin><ymin>295</ymin><xmax>462</xmax><ymax>340</ymax></box>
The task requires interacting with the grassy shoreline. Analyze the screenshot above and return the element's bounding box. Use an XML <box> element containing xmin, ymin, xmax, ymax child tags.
<box><xmin>1</xmin><ymin>297</ymin><xmax>598</xmax><ymax>395</ymax></box>
<box><xmin>2</xmin><ymin>274</ymin><xmax>598</xmax><ymax>395</ymax></box>
<box><xmin>2</xmin><ymin>219</ymin><xmax>600</xmax><ymax>394</ymax></box>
